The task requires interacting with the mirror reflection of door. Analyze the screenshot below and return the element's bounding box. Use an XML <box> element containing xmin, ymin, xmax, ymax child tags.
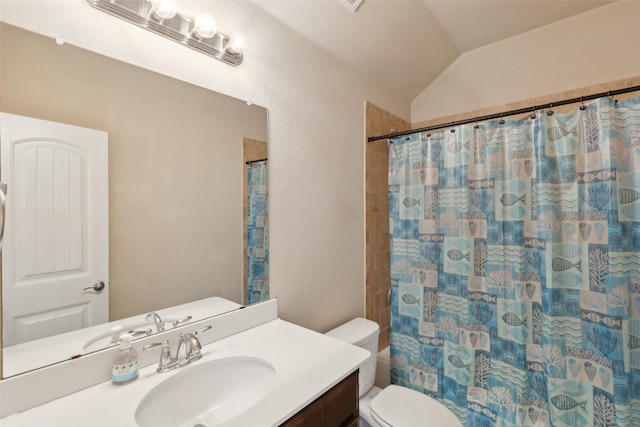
<box><xmin>0</xmin><ymin>113</ymin><xmax>108</xmax><ymax>346</ymax></box>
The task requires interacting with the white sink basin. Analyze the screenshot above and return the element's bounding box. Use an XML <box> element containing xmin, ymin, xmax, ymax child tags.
<box><xmin>135</xmin><ymin>356</ymin><xmax>276</xmax><ymax>427</ymax></box>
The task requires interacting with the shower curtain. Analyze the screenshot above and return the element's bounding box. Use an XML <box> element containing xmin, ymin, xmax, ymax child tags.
<box><xmin>389</xmin><ymin>95</ymin><xmax>640</xmax><ymax>426</ymax></box>
<box><xmin>247</xmin><ymin>161</ymin><xmax>269</xmax><ymax>304</ymax></box>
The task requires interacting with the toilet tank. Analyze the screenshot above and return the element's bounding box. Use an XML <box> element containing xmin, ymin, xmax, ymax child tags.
<box><xmin>326</xmin><ymin>318</ymin><xmax>379</xmax><ymax>397</ymax></box>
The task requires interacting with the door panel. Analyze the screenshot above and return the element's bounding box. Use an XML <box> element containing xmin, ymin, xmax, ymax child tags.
<box><xmin>1</xmin><ymin>113</ymin><xmax>108</xmax><ymax>347</ymax></box>
<box><xmin>13</xmin><ymin>303</ymin><xmax>89</xmax><ymax>344</ymax></box>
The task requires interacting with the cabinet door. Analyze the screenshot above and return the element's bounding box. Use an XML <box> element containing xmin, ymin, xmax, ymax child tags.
<box><xmin>281</xmin><ymin>370</ymin><xmax>359</xmax><ymax>427</ymax></box>
<box><xmin>325</xmin><ymin>371</ymin><xmax>359</xmax><ymax>426</ymax></box>
<box><xmin>282</xmin><ymin>402</ymin><xmax>326</xmax><ymax>427</ymax></box>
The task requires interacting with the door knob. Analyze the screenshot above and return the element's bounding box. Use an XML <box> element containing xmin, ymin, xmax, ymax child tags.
<box><xmin>83</xmin><ymin>281</ymin><xmax>106</xmax><ymax>292</ymax></box>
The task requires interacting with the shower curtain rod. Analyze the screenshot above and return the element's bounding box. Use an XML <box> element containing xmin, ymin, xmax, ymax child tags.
<box><xmin>245</xmin><ymin>158</ymin><xmax>268</xmax><ymax>165</ymax></box>
<box><xmin>367</xmin><ymin>84</ymin><xmax>640</xmax><ymax>143</ymax></box>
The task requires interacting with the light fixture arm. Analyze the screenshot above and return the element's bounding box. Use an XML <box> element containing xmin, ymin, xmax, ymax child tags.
<box><xmin>87</xmin><ymin>0</ymin><xmax>243</xmax><ymax>66</ymax></box>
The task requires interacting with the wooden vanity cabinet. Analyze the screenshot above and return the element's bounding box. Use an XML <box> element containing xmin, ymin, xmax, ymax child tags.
<box><xmin>281</xmin><ymin>370</ymin><xmax>359</xmax><ymax>427</ymax></box>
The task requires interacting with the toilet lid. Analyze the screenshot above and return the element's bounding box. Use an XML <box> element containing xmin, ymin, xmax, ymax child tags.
<box><xmin>369</xmin><ymin>385</ymin><xmax>462</xmax><ymax>427</ymax></box>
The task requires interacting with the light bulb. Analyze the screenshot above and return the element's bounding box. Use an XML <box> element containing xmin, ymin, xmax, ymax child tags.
<box><xmin>193</xmin><ymin>13</ymin><xmax>217</xmax><ymax>39</ymax></box>
<box><xmin>150</xmin><ymin>0</ymin><xmax>177</xmax><ymax>21</ymax></box>
<box><xmin>227</xmin><ymin>32</ymin><xmax>246</xmax><ymax>54</ymax></box>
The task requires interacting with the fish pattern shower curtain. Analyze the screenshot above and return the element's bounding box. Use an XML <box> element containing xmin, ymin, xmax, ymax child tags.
<box><xmin>388</xmin><ymin>95</ymin><xmax>640</xmax><ymax>426</ymax></box>
<box><xmin>247</xmin><ymin>161</ymin><xmax>269</xmax><ymax>304</ymax></box>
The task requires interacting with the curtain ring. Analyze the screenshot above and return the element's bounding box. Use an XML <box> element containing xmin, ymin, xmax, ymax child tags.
<box><xmin>499</xmin><ymin>114</ymin><xmax>505</xmax><ymax>125</ymax></box>
<box><xmin>446</xmin><ymin>122</ymin><xmax>454</xmax><ymax>133</ymax></box>
<box><xmin>547</xmin><ymin>103</ymin><xmax>554</xmax><ymax>116</ymax></box>
<box><xmin>473</xmin><ymin>117</ymin><xmax>480</xmax><ymax>129</ymax></box>
<box><xmin>530</xmin><ymin>108</ymin><xmax>536</xmax><ymax>120</ymax></box>
<box><xmin>579</xmin><ymin>97</ymin><xmax>587</xmax><ymax>111</ymax></box>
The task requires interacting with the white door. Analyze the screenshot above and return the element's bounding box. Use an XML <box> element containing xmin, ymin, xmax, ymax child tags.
<box><xmin>1</xmin><ymin>113</ymin><xmax>108</xmax><ymax>347</ymax></box>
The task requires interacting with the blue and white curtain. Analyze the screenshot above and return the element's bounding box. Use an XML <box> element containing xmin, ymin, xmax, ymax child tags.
<box><xmin>247</xmin><ymin>161</ymin><xmax>269</xmax><ymax>305</ymax></box>
<box><xmin>389</xmin><ymin>95</ymin><xmax>640</xmax><ymax>426</ymax></box>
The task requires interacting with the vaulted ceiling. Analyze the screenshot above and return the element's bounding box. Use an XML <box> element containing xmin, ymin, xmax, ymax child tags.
<box><xmin>1</xmin><ymin>0</ymin><xmax>616</xmax><ymax>105</ymax></box>
<box><xmin>252</xmin><ymin>0</ymin><xmax>615</xmax><ymax>102</ymax></box>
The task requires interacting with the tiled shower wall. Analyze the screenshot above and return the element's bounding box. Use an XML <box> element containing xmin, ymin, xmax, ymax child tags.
<box><xmin>365</xmin><ymin>103</ymin><xmax>410</xmax><ymax>351</ymax></box>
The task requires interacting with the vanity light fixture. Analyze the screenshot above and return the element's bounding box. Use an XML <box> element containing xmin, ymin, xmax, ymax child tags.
<box><xmin>226</xmin><ymin>32</ymin><xmax>246</xmax><ymax>55</ymax></box>
<box><xmin>149</xmin><ymin>0</ymin><xmax>177</xmax><ymax>21</ymax></box>
<box><xmin>87</xmin><ymin>0</ymin><xmax>244</xmax><ymax>66</ymax></box>
<box><xmin>191</xmin><ymin>13</ymin><xmax>217</xmax><ymax>40</ymax></box>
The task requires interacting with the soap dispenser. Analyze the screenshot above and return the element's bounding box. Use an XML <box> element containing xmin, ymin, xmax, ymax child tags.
<box><xmin>112</xmin><ymin>333</ymin><xmax>139</xmax><ymax>385</ymax></box>
<box><xmin>110</xmin><ymin>325</ymin><xmax>123</xmax><ymax>344</ymax></box>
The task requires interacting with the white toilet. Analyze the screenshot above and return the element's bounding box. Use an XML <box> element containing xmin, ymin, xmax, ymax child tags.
<box><xmin>326</xmin><ymin>318</ymin><xmax>463</xmax><ymax>427</ymax></box>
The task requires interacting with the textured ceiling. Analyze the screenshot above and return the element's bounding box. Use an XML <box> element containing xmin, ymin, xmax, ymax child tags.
<box><xmin>252</xmin><ymin>0</ymin><xmax>615</xmax><ymax>102</ymax></box>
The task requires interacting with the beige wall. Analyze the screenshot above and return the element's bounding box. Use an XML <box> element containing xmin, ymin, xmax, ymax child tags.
<box><xmin>413</xmin><ymin>77</ymin><xmax>640</xmax><ymax>131</ymax></box>
<box><xmin>0</xmin><ymin>24</ymin><xmax>268</xmax><ymax>321</ymax></box>
<box><xmin>412</xmin><ymin>1</ymin><xmax>640</xmax><ymax>123</ymax></box>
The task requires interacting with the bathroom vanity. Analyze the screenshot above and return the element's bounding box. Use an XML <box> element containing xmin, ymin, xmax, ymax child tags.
<box><xmin>282</xmin><ymin>371</ymin><xmax>359</xmax><ymax>426</ymax></box>
<box><xmin>0</xmin><ymin>299</ymin><xmax>368</xmax><ymax>426</ymax></box>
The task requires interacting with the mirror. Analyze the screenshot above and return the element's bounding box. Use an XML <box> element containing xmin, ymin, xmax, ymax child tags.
<box><xmin>0</xmin><ymin>24</ymin><xmax>268</xmax><ymax>378</ymax></box>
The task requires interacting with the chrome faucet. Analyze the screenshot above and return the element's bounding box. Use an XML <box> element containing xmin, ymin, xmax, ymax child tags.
<box><xmin>145</xmin><ymin>312</ymin><xmax>165</xmax><ymax>332</ymax></box>
<box><xmin>143</xmin><ymin>325</ymin><xmax>212</xmax><ymax>373</ymax></box>
<box><xmin>143</xmin><ymin>340</ymin><xmax>176</xmax><ymax>373</ymax></box>
<box><xmin>176</xmin><ymin>325</ymin><xmax>211</xmax><ymax>366</ymax></box>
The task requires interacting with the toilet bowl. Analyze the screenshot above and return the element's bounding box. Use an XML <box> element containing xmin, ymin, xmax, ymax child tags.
<box><xmin>358</xmin><ymin>386</ymin><xmax>383</xmax><ymax>427</ymax></box>
<box><xmin>326</xmin><ymin>318</ymin><xmax>462</xmax><ymax>427</ymax></box>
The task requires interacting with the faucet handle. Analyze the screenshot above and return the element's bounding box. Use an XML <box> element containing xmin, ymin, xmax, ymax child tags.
<box><xmin>172</xmin><ymin>316</ymin><xmax>193</xmax><ymax>327</ymax></box>
<box><xmin>142</xmin><ymin>341</ymin><xmax>165</xmax><ymax>352</ymax></box>
<box><xmin>143</xmin><ymin>340</ymin><xmax>176</xmax><ymax>373</ymax></box>
<box><xmin>194</xmin><ymin>325</ymin><xmax>212</xmax><ymax>335</ymax></box>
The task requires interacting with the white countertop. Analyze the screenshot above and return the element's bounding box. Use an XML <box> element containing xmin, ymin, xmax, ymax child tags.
<box><xmin>1</xmin><ymin>318</ymin><xmax>369</xmax><ymax>427</ymax></box>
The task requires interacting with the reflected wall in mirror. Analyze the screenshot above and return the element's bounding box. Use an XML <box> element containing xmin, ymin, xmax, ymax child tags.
<box><xmin>0</xmin><ymin>23</ymin><xmax>268</xmax><ymax>378</ymax></box>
